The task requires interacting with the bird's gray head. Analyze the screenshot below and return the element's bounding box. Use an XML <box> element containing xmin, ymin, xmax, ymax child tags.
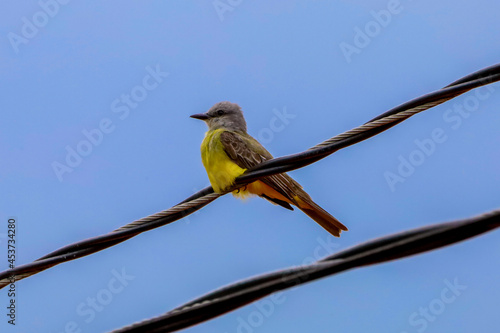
<box><xmin>190</xmin><ymin>101</ymin><xmax>247</xmax><ymax>132</ymax></box>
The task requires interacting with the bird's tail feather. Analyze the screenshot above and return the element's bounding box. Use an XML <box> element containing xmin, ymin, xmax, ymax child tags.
<box><xmin>294</xmin><ymin>196</ymin><xmax>347</xmax><ymax>237</ymax></box>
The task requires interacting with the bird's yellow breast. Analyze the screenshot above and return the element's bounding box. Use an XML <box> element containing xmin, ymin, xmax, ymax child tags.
<box><xmin>201</xmin><ymin>129</ymin><xmax>247</xmax><ymax>194</ymax></box>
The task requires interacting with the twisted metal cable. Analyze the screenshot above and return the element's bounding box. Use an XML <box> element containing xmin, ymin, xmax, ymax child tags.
<box><xmin>1</xmin><ymin>64</ymin><xmax>499</xmax><ymax>289</ymax></box>
<box><xmin>113</xmin><ymin>193</ymin><xmax>222</xmax><ymax>232</ymax></box>
<box><xmin>309</xmin><ymin>99</ymin><xmax>447</xmax><ymax>150</ymax></box>
<box><xmin>110</xmin><ymin>209</ymin><xmax>500</xmax><ymax>333</ymax></box>
<box><xmin>242</xmin><ymin>68</ymin><xmax>500</xmax><ymax>179</ymax></box>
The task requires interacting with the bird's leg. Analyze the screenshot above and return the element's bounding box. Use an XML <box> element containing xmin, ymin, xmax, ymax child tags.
<box><xmin>234</xmin><ymin>185</ymin><xmax>247</xmax><ymax>193</ymax></box>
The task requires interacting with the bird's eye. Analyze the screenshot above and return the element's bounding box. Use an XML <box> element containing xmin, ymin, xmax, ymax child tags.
<box><xmin>216</xmin><ymin>110</ymin><xmax>225</xmax><ymax>116</ymax></box>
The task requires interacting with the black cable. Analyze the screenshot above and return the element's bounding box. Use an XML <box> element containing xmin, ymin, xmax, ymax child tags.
<box><xmin>111</xmin><ymin>210</ymin><xmax>500</xmax><ymax>333</ymax></box>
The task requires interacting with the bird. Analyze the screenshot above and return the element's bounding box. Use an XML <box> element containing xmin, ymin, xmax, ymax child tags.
<box><xmin>190</xmin><ymin>101</ymin><xmax>347</xmax><ymax>237</ymax></box>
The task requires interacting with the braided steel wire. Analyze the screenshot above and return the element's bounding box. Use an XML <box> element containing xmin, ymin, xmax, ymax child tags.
<box><xmin>111</xmin><ymin>209</ymin><xmax>500</xmax><ymax>332</ymax></box>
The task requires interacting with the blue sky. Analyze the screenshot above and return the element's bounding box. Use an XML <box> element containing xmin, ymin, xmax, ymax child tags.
<box><xmin>1</xmin><ymin>1</ymin><xmax>500</xmax><ymax>332</ymax></box>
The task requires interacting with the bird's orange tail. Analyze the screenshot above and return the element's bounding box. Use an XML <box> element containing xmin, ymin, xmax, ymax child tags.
<box><xmin>294</xmin><ymin>196</ymin><xmax>348</xmax><ymax>237</ymax></box>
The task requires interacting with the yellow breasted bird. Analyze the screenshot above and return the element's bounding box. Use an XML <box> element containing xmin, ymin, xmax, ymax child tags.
<box><xmin>191</xmin><ymin>101</ymin><xmax>347</xmax><ymax>237</ymax></box>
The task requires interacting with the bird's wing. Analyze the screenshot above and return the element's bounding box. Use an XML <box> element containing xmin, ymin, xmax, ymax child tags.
<box><xmin>220</xmin><ymin>131</ymin><xmax>347</xmax><ymax>236</ymax></box>
<box><xmin>220</xmin><ymin>131</ymin><xmax>302</xmax><ymax>208</ymax></box>
<box><xmin>220</xmin><ymin>131</ymin><xmax>268</xmax><ymax>169</ymax></box>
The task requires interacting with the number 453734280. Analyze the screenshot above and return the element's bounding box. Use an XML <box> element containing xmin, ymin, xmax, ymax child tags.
<box><xmin>7</xmin><ymin>218</ymin><xmax>16</xmax><ymax>269</ymax></box>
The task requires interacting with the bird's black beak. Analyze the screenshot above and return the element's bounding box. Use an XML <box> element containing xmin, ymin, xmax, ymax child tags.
<box><xmin>190</xmin><ymin>113</ymin><xmax>210</xmax><ymax>120</ymax></box>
